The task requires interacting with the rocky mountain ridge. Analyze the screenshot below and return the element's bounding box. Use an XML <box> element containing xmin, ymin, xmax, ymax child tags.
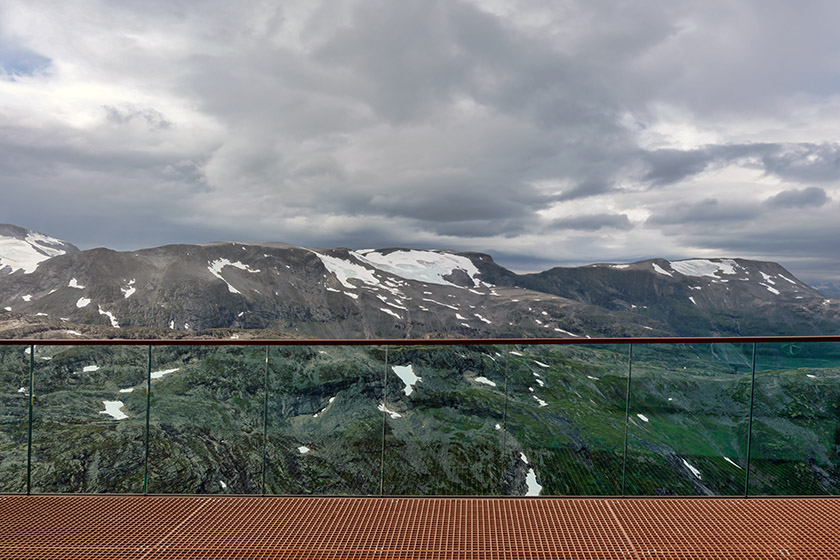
<box><xmin>0</xmin><ymin>224</ymin><xmax>837</xmax><ymax>338</ymax></box>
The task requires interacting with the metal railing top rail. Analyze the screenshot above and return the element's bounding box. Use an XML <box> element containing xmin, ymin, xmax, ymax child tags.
<box><xmin>1</xmin><ymin>335</ymin><xmax>839</xmax><ymax>346</ymax></box>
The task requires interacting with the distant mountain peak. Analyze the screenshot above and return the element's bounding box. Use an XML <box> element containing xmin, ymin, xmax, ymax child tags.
<box><xmin>0</xmin><ymin>224</ymin><xmax>79</xmax><ymax>276</ymax></box>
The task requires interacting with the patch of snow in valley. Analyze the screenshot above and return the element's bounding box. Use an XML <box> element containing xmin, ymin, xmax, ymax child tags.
<box><xmin>474</xmin><ymin>313</ymin><xmax>491</xmax><ymax>324</ymax></box>
<box><xmin>724</xmin><ymin>456</ymin><xmax>743</xmax><ymax>469</ymax></box>
<box><xmin>806</xmin><ymin>374</ymin><xmax>817</xmax><ymax>379</ymax></box>
<box><xmin>119</xmin><ymin>387</ymin><xmax>134</xmax><ymax>393</ymax></box>
<box><xmin>76</xmin><ymin>297</ymin><xmax>91</xmax><ymax>308</ymax></box>
<box><xmin>168</xmin><ymin>320</ymin><xmax>175</xmax><ymax>330</ymax></box>
<box><xmin>326</xmin><ymin>287</ymin><xmax>340</xmax><ymax>293</ymax></box>
<box><xmin>554</xmin><ymin>328</ymin><xmax>579</xmax><ymax>337</ymax></box>
<box><xmin>83</xmin><ymin>365</ymin><xmax>100</xmax><ymax>372</ymax></box>
<box><xmin>689</xmin><ymin>286</ymin><xmax>702</xmax><ymax>290</ymax></box>
<box><xmin>475</xmin><ymin>376</ymin><xmax>496</xmax><ymax>387</ymax></box>
<box><xmin>533</xmin><ymin>360</ymin><xmax>550</xmax><ymax>368</ymax></box>
<box><xmin>525</xmin><ymin>469</ymin><xmax>542</xmax><ymax>496</ymax></box>
<box><xmin>778</xmin><ymin>274</ymin><xmax>797</xmax><ymax>285</ymax></box>
<box><xmin>682</xmin><ymin>459</ymin><xmax>702</xmax><ymax>479</ymax></box>
<box><xmin>18</xmin><ymin>387</ymin><xmax>27</xmax><ymax>393</ymax></box>
<box><xmin>510</xmin><ymin>351</ymin><xmax>523</xmax><ymax>356</ymax></box>
<box><xmin>22</xmin><ymin>294</ymin><xmax>32</xmax><ymax>302</ymax></box>
<box><xmin>636</xmin><ymin>414</ymin><xmax>649</xmax><ymax>423</ymax></box>
<box><xmin>610</xmin><ymin>264</ymin><xmax>629</xmax><ymax>269</ymax></box>
<box><xmin>392</xmin><ymin>364</ymin><xmax>421</xmax><ymax>396</ymax></box>
<box><xmin>689</xmin><ymin>296</ymin><xmax>697</xmax><ymax>306</ymax></box>
<box><xmin>380</xmin><ymin>307</ymin><xmax>402</xmax><ymax>320</ymax></box>
<box><xmin>98</xmin><ymin>306</ymin><xmax>120</xmax><ymax>328</ymax></box>
<box><xmin>63</xmin><ymin>330</ymin><xmax>82</xmax><ymax>336</ymax></box>
<box><xmin>456</xmin><ymin>313</ymin><xmax>468</xmax><ymax>320</ymax></box>
<box><xmin>151</xmin><ymin>368</ymin><xmax>179</xmax><ymax>379</ymax></box>
<box><xmin>495</xmin><ymin>423</ymin><xmax>501</xmax><ymax>430</ymax></box>
<box><xmin>587</xmin><ymin>375</ymin><xmax>599</xmax><ymax>380</ymax></box>
<box><xmin>219</xmin><ymin>480</ymin><xmax>227</xmax><ymax>490</ymax></box>
<box><xmin>298</xmin><ymin>446</ymin><xmax>310</xmax><ymax>454</ymax></box>
<box><xmin>3</xmin><ymin>307</ymin><xmax>10</xmax><ymax>311</ymax></box>
<box><xmin>378</xmin><ymin>403</ymin><xmax>402</xmax><ymax>418</ymax></box>
<box><xmin>68</xmin><ymin>278</ymin><xmax>84</xmax><ymax>289</ymax></box>
<box><xmin>652</xmin><ymin>263</ymin><xmax>673</xmax><ymax>277</ymax></box>
<box><xmin>100</xmin><ymin>401</ymin><xmax>128</xmax><ymax>420</ymax></box>
<box><xmin>533</xmin><ymin>395</ymin><xmax>548</xmax><ymax>407</ymax></box>
<box><xmin>351</xmin><ymin>249</ymin><xmax>484</xmax><ymax>288</ymax></box>
<box><xmin>344</xmin><ymin>291</ymin><xmax>359</xmax><ymax>299</ymax></box>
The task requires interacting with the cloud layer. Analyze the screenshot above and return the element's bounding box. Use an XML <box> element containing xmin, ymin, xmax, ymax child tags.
<box><xmin>1</xmin><ymin>0</ymin><xmax>839</xmax><ymax>282</ymax></box>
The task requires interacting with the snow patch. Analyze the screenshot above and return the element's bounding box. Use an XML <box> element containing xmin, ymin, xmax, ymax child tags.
<box><xmin>525</xmin><ymin>469</ymin><xmax>542</xmax><ymax>496</ymax></box>
<box><xmin>533</xmin><ymin>360</ymin><xmax>550</xmax><ymax>368</ymax></box>
<box><xmin>760</xmin><ymin>283</ymin><xmax>780</xmax><ymax>295</ymax></box>
<box><xmin>689</xmin><ymin>296</ymin><xmax>697</xmax><ymax>306</ymax></box>
<box><xmin>724</xmin><ymin>456</ymin><xmax>743</xmax><ymax>469</ymax></box>
<box><xmin>220</xmin><ymin>480</ymin><xmax>227</xmax><ymax>490</ymax></box>
<box><xmin>682</xmin><ymin>459</ymin><xmax>702</xmax><ymax>479</ymax></box>
<box><xmin>474</xmin><ymin>313</ymin><xmax>492</xmax><ymax>324</ymax></box>
<box><xmin>422</xmin><ymin>298</ymin><xmax>459</xmax><ymax>310</ymax></box>
<box><xmin>610</xmin><ymin>264</ymin><xmax>630</xmax><ymax>269</ymax></box>
<box><xmin>759</xmin><ymin>272</ymin><xmax>776</xmax><ymax>285</ymax></box>
<box><xmin>151</xmin><ymin>368</ymin><xmax>179</xmax><ymax>379</ymax></box>
<box><xmin>652</xmin><ymin>263</ymin><xmax>673</xmax><ymax>277</ymax></box>
<box><xmin>98</xmin><ymin>306</ymin><xmax>120</xmax><ymax>328</ymax></box>
<box><xmin>68</xmin><ymin>278</ymin><xmax>84</xmax><ymax>289</ymax></box>
<box><xmin>99</xmin><ymin>401</ymin><xmax>128</xmax><ymax>420</ymax></box>
<box><xmin>378</xmin><ymin>403</ymin><xmax>402</xmax><ymax>418</ymax></box>
<box><xmin>310</xmin><ymin>251</ymin><xmax>381</xmax><ymax>289</ymax></box>
<box><xmin>533</xmin><ymin>396</ymin><xmax>548</xmax><ymax>407</ymax></box>
<box><xmin>474</xmin><ymin>376</ymin><xmax>496</xmax><ymax>387</ymax></box>
<box><xmin>298</xmin><ymin>446</ymin><xmax>310</xmax><ymax>454</ymax></box>
<box><xmin>670</xmin><ymin>259</ymin><xmax>738</xmax><ymax>278</ymax></box>
<box><xmin>351</xmin><ymin>249</ymin><xmax>485</xmax><ymax>288</ymax></box>
<box><xmin>121</xmin><ymin>279</ymin><xmax>136</xmax><ymax>298</ymax></box>
<box><xmin>22</xmin><ymin>294</ymin><xmax>32</xmax><ymax>302</ymax></box>
<box><xmin>554</xmin><ymin>328</ymin><xmax>579</xmax><ymax>337</ymax></box>
<box><xmin>83</xmin><ymin>365</ymin><xmax>100</xmax><ymax>372</ymax></box>
<box><xmin>119</xmin><ymin>387</ymin><xmax>134</xmax><ymax>393</ymax></box>
<box><xmin>636</xmin><ymin>413</ymin><xmax>649</xmax><ymax>423</ymax></box>
<box><xmin>380</xmin><ymin>307</ymin><xmax>402</xmax><ymax>320</ymax></box>
<box><xmin>207</xmin><ymin>259</ymin><xmax>260</xmax><ymax>293</ymax></box>
<box><xmin>778</xmin><ymin>274</ymin><xmax>797</xmax><ymax>285</ymax></box>
<box><xmin>392</xmin><ymin>364</ymin><xmax>421</xmax><ymax>396</ymax></box>
<box><xmin>76</xmin><ymin>297</ymin><xmax>91</xmax><ymax>308</ymax></box>
<box><xmin>510</xmin><ymin>351</ymin><xmax>523</xmax><ymax>356</ymax></box>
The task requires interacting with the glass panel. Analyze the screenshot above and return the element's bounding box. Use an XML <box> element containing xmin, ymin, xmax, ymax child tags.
<box><xmin>382</xmin><ymin>345</ymin><xmax>506</xmax><ymax>495</ymax></box>
<box><xmin>31</xmin><ymin>345</ymin><xmax>146</xmax><ymax>493</ymax></box>
<box><xmin>265</xmin><ymin>345</ymin><xmax>383</xmax><ymax>495</ymax></box>
<box><xmin>0</xmin><ymin>345</ymin><xmax>30</xmax><ymax>493</ymax></box>
<box><xmin>749</xmin><ymin>341</ymin><xmax>840</xmax><ymax>495</ymax></box>
<box><xmin>625</xmin><ymin>343</ymin><xmax>752</xmax><ymax>496</ymax></box>
<box><xmin>504</xmin><ymin>344</ymin><xmax>627</xmax><ymax>496</ymax></box>
<box><xmin>148</xmin><ymin>345</ymin><xmax>264</xmax><ymax>494</ymax></box>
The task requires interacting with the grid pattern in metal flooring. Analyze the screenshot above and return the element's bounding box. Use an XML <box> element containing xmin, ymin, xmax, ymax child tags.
<box><xmin>1</xmin><ymin>496</ymin><xmax>838</xmax><ymax>559</ymax></box>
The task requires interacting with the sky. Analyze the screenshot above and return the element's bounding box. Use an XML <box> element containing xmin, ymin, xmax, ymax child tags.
<box><xmin>1</xmin><ymin>0</ymin><xmax>839</xmax><ymax>284</ymax></box>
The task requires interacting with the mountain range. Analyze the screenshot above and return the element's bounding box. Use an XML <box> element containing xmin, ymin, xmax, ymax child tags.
<box><xmin>0</xmin><ymin>224</ymin><xmax>838</xmax><ymax>338</ymax></box>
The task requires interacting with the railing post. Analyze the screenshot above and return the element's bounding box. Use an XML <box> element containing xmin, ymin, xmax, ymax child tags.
<box><xmin>379</xmin><ymin>347</ymin><xmax>388</xmax><ymax>496</ymax></box>
<box><xmin>143</xmin><ymin>344</ymin><xmax>152</xmax><ymax>495</ymax></box>
<box><xmin>261</xmin><ymin>345</ymin><xmax>269</xmax><ymax>495</ymax></box>
<box><xmin>500</xmin><ymin>344</ymin><xmax>510</xmax><ymax>495</ymax></box>
<box><xmin>26</xmin><ymin>344</ymin><xmax>34</xmax><ymax>495</ymax></box>
<box><xmin>621</xmin><ymin>343</ymin><xmax>633</xmax><ymax>496</ymax></box>
<box><xmin>744</xmin><ymin>342</ymin><xmax>757</xmax><ymax>497</ymax></box>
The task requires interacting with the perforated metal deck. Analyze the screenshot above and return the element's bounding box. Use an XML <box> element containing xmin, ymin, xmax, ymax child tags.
<box><xmin>0</xmin><ymin>496</ymin><xmax>838</xmax><ymax>559</ymax></box>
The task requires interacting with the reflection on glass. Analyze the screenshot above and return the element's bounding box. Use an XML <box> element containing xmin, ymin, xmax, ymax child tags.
<box><xmin>31</xmin><ymin>345</ymin><xmax>146</xmax><ymax>493</ymax></box>
<box><xmin>749</xmin><ymin>342</ymin><xmax>840</xmax><ymax>495</ymax></box>
<box><xmin>625</xmin><ymin>343</ymin><xmax>752</xmax><ymax>496</ymax></box>
<box><xmin>265</xmin><ymin>345</ymin><xmax>382</xmax><ymax>495</ymax></box>
<box><xmin>148</xmin><ymin>345</ymin><xmax>264</xmax><ymax>494</ymax></box>
<box><xmin>504</xmin><ymin>344</ymin><xmax>627</xmax><ymax>496</ymax></box>
<box><xmin>0</xmin><ymin>345</ymin><xmax>30</xmax><ymax>493</ymax></box>
<box><xmin>382</xmin><ymin>345</ymin><xmax>506</xmax><ymax>495</ymax></box>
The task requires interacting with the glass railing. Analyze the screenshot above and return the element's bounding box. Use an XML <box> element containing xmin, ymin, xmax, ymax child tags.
<box><xmin>1</xmin><ymin>336</ymin><xmax>837</xmax><ymax>496</ymax></box>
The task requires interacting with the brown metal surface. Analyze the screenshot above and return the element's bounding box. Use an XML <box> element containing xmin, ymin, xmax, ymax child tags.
<box><xmin>1</xmin><ymin>496</ymin><xmax>838</xmax><ymax>559</ymax></box>
<box><xmin>3</xmin><ymin>335</ymin><xmax>840</xmax><ymax>346</ymax></box>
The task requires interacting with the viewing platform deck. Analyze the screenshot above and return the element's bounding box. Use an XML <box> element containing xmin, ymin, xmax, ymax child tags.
<box><xmin>1</xmin><ymin>495</ymin><xmax>838</xmax><ymax>559</ymax></box>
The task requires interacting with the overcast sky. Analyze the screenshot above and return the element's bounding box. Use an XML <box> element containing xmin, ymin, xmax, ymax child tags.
<box><xmin>2</xmin><ymin>1</ymin><xmax>839</xmax><ymax>283</ymax></box>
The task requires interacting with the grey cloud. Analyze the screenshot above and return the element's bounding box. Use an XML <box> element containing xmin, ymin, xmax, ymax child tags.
<box><xmin>764</xmin><ymin>187</ymin><xmax>829</xmax><ymax>209</ymax></box>
<box><xmin>103</xmin><ymin>105</ymin><xmax>172</xmax><ymax>130</ymax></box>
<box><xmin>646</xmin><ymin>198</ymin><xmax>760</xmax><ymax>226</ymax></box>
<box><xmin>549</xmin><ymin>213</ymin><xmax>632</xmax><ymax>232</ymax></box>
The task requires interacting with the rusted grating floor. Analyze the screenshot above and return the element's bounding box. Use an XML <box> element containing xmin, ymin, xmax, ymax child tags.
<box><xmin>0</xmin><ymin>496</ymin><xmax>838</xmax><ymax>559</ymax></box>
